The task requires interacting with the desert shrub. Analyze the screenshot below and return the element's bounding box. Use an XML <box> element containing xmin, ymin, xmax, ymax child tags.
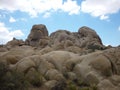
<box><xmin>63</xmin><ymin>72</ymin><xmax>69</xmax><ymax>79</ymax></box>
<box><xmin>24</xmin><ymin>67</ymin><xmax>44</xmax><ymax>87</ymax></box>
<box><xmin>0</xmin><ymin>62</ymin><xmax>29</xmax><ymax>90</ymax></box>
<box><xmin>52</xmin><ymin>81</ymin><xmax>66</xmax><ymax>90</ymax></box>
<box><xmin>87</xmin><ymin>43</ymin><xmax>103</xmax><ymax>51</ymax></box>
<box><xmin>51</xmin><ymin>78</ymin><xmax>98</xmax><ymax>90</ymax></box>
<box><xmin>65</xmin><ymin>79</ymin><xmax>98</xmax><ymax>90</ymax></box>
<box><xmin>0</xmin><ymin>62</ymin><xmax>9</xmax><ymax>89</ymax></box>
<box><xmin>79</xmin><ymin>85</ymin><xmax>97</xmax><ymax>90</ymax></box>
<box><xmin>79</xmin><ymin>87</ymin><xmax>89</xmax><ymax>90</ymax></box>
<box><xmin>0</xmin><ymin>62</ymin><xmax>8</xmax><ymax>77</ymax></box>
<box><xmin>66</xmin><ymin>82</ymin><xmax>77</xmax><ymax>90</ymax></box>
<box><xmin>30</xmin><ymin>72</ymin><xmax>43</xmax><ymax>87</ymax></box>
<box><xmin>90</xmin><ymin>84</ymin><xmax>97</xmax><ymax>90</ymax></box>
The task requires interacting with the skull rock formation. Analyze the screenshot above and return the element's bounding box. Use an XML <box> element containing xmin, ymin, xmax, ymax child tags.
<box><xmin>25</xmin><ymin>24</ymin><xmax>48</xmax><ymax>47</ymax></box>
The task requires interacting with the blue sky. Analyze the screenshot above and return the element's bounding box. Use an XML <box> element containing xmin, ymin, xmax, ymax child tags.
<box><xmin>0</xmin><ymin>0</ymin><xmax>120</xmax><ymax>46</ymax></box>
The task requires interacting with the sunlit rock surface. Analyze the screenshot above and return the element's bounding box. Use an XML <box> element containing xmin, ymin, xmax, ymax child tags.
<box><xmin>0</xmin><ymin>24</ymin><xmax>120</xmax><ymax>90</ymax></box>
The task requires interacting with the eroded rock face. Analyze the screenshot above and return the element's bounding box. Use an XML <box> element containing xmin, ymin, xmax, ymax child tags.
<box><xmin>78</xmin><ymin>26</ymin><xmax>103</xmax><ymax>49</ymax></box>
<box><xmin>13</xmin><ymin>24</ymin><xmax>105</xmax><ymax>52</ymax></box>
<box><xmin>50</xmin><ymin>26</ymin><xmax>104</xmax><ymax>51</ymax></box>
<box><xmin>103</xmin><ymin>47</ymin><xmax>120</xmax><ymax>74</ymax></box>
<box><xmin>25</xmin><ymin>24</ymin><xmax>48</xmax><ymax>46</ymax></box>
<box><xmin>6</xmin><ymin>38</ymin><xmax>25</xmax><ymax>48</ymax></box>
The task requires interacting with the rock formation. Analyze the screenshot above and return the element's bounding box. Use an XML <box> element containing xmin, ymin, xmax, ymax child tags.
<box><xmin>50</xmin><ymin>26</ymin><xmax>104</xmax><ymax>51</ymax></box>
<box><xmin>0</xmin><ymin>24</ymin><xmax>120</xmax><ymax>90</ymax></box>
<box><xmin>25</xmin><ymin>24</ymin><xmax>48</xmax><ymax>47</ymax></box>
<box><xmin>25</xmin><ymin>24</ymin><xmax>104</xmax><ymax>51</ymax></box>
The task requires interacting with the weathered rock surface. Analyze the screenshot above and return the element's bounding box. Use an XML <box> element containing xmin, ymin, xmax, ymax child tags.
<box><xmin>25</xmin><ymin>24</ymin><xmax>48</xmax><ymax>47</ymax></box>
<box><xmin>50</xmin><ymin>26</ymin><xmax>104</xmax><ymax>51</ymax></box>
<box><xmin>6</xmin><ymin>37</ymin><xmax>25</xmax><ymax>49</ymax></box>
<box><xmin>0</xmin><ymin>24</ymin><xmax>120</xmax><ymax>90</ymax></box>
<box><xmin>78</xmin><ymin>26</ymin><xmax>103</xmax><ymax>49</ymax></box>
<box><xmin>24</xmin><ymin>24</ymin><xmax>105</xmax><ymax>52</ymax></box>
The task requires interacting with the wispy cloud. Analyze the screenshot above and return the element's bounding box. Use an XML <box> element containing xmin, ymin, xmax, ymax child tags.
<box><xmin>81</xmin><ymin>0</ymin><xmax>120</xmax><ymax>20</ymax></box>
<box><xmin>1</xmin><ymin>0</ymin><xmax>120</xmax><ymax>20</ymax></box>
<box><xmin>0</xmin><ymin>0</ymin><xmax>80</xmax><ymax>18</ymax></box>
<box><xmin>118</xmin><ymin>26</ymin><xmax>120</xmax><ymax>31</ymax></box>
<box><xmin>0</xmin><ymin>22</ymin><xmax>24</xmax><ymax>44</ymax></box>
<box><xmin>43</xmin><ymin>12</ymin><xmax>51</xmax><ymax>18</ymax></box>
<box><xmin>9</xmin><ymin>16</ymin><xmax>16</xmax><ymax>23</ymax></box>
<box><xmin>0</xmin><ymin>11</ymin><xmax>7</xmax><ymax>19</ymax></box>
<box><xmin>100</xmin><ymin>15</ymin><xmax>109</xmax><ymax>20</ymax></box>
<box><xmin>62</xmin><ymin>0</ymin><xmax>80</xmax><ymax>15</ymax></box>
<box><xmin>20</xmin><ymin>18</ymin><xmax>27</xmax><ymax>22</ymax></box>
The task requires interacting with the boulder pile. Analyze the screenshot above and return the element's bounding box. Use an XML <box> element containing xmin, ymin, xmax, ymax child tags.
<box><xmin>0</xmin><ymin>24</ymin><xmax>120</xmax><ymax>90</ymax></box>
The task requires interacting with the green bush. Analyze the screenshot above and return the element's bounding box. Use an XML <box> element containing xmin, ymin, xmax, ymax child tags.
<box><xmin>52</xmin><ymin>81</ymin><xmax>66</xmax><ymax>90</ymax></box>
<box><xmin>87</xmin><ymin>43</ymin><xmax>103</xmax><ymax>52</ymax></box>
<box><xmin>30</xmin><ymin>72</ymin><xmax>43</xmax><ymax>87</ymax></box>
<box><xmin>64</xmin><ymin>79</ymin><xmax>98</xmax><ymax>90</ymax></box>
<box><xmin>67</xmin><ymin>83</ymin><xmax>77</xmax><ymax>90</ymax></box>
<box><xmin>0</xmin><ymin>62</ymin><xmax>29</xmax><ymax>90</ymax></box>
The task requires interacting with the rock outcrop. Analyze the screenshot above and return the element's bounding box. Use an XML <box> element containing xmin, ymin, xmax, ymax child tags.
<box><xmin>0</xmin><ymin>24</ymin><xmax>120</xmax><ymax>90</ymax></box>
<box><xmin>78</xmin><ymin>26</ymin><xmax>103</xmax><ymax>49</ymax></box>
<box><xmin>50</xmin><ymin>26</ymin><xmax>104</xmax><ymax>50</ymax></box>
<box><xmin>25</xmin><ymin>24</ymin><xmax>48</xmax><ymax>47</ymax></box>
<box><xmin>6</xmin><ymin>37</ymin><xmax>24</xmax><ymax>48</ymax></box>
<box><xmin>24</xmin><ymin>24</ymin><xmax>105</xmax><ymax>52</ymax></box>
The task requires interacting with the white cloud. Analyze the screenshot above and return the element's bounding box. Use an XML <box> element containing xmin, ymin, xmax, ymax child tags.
<box><xmin>43</xmin><ymin>12</ymin><xmax>51</xmax><ymax>18</ymax></box>
<box><xmin>100</xmin><ymin>15</ymin><xmax>109</xmax><ymax>20</ymax></box>
<box><xmin>62</xmin><ymin>0</ymin><xmax>80</xmax><ymax>15</ymax></box>
<box><xmin>0</xmin><ymin>12</ymin><xmax>6</xmax><ymax>19</ymax></box>
<box><xmin>81</xmin><ymin>0</ymin><xmax>120</xmax><ymax>20</ymax></box>
<box><xmin>21</xmin><ymin>18</ymin><xmax>27</xmax><ymax>21</ymax></box>
<box><xmin>0</xmin><ymin>0</ymin><xmax>80</xmax><ymax>17</ymax></box>
<box><xmin>118</xmin><ymin>26</ymin><xmax>120</xmax><ymax>31</ymax></box>
<box><xmin>9</xmin><ymin>16</ymin><xmax>16</xmax><ymax>23</ymax></box>
<box><xmin>0</xmin><ymin>22</ymin><xmax>24</xmax><ymax>44</ymax></box>
<box><xmin>19</xmin><ymin>18</ymin><xmax>27</xmax><ymax>22</ymax></box>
